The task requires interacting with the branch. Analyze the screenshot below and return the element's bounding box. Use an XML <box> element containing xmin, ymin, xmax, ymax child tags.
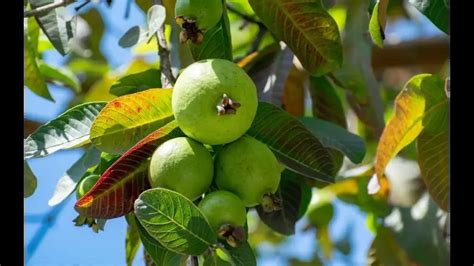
<box><xmin>153</xmin><ymin>0</ymin><xmax>175</xmax><ymax>88</ymax></box>
<box><xmin>225</xmin><ymin>3</ymin><xmax>266</xmax><ymax>28</ymax></box>
<box><xmin>24</xmin><ymin>0</ymin><xmax>76</xmax><ymax>17</ymax></box>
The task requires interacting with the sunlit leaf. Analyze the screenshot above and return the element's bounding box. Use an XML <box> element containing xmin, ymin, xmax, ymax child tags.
<box><xmin>110</xmin><ymin>69</ymin><xmax>162</xmax><ymax>97</ymax></box>
<box><xmin>135</xmin><ymin>188</ymin><xmax>217</xmax><ymax>255</ymax></box>
<box><xmin>247</xmin><ymin>102</ymin><xmax>335</xmax><ymax>183</ymax></box>
<box><xmin>39</xmin><ymin>62</ymin><xmax>81</xmax><ymax>92</ymax></box>
<box><xmin>25</xmin><ymin>102</ymin><xmax>106</xmax><ymax>159</ymax></box>
<box><xmin>90</xmin><ymin>89</ymin><xmax>174</xmax><ymax>154</ymax></box>
<box><xmin>409</xmin><ymin>0</ymin><xmax>449</xmax><ymax>34</ymax></box>
<box><xmin>369</xmin><ymin>0</ymin><xmax>388</xmax><ymax>48</ymax></box>
<box><xmin>249</xmin><ymin>0</ymin><xmax>343</xmax><ymax>76</ymax></box>
<box><xmin>367</xmin><ymin>227</ymin><xmax>412</xmax><ymax>266</ymax></box>
<box><xmin>24</xmin><ymin>161</ymin><xmax>38</xmax><ymax>198</ymax></box>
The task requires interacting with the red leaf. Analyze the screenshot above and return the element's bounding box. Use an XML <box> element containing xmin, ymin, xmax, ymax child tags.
<box><xmin>75</xmin><ymin>121</ymin><xmax>183</xmax><ymax>219</ymax></box>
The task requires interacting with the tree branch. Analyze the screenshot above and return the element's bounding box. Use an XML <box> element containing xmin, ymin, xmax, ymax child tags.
<box><xmin>24</xmin><ymin>0</ymin><xmax>76</xmax><ymax>17</ymax></box>
<box><xmin>225</xmin><ymin>3</ymin><xmax>266</xmax><ymax>28</ymax></box>
<box><xmin>153</xmin><ymin>0</ymin><xmax>176</xmax><ymax>88</ymax></box>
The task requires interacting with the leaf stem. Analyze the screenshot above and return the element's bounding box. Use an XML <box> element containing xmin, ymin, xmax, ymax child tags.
<box><xmin>153</xmin><ymin>0</ymin><xmax>176</xmax><ymax>88</ymax></box>
<box><xmin>24</xmin><ymin>0</ymin><xmax>76</xmax><ymax>17</ymax></box>
<box><xmin>225</xmin><ymin>3</ymin><xmax>266</xmax><ymax>28</ymax></box>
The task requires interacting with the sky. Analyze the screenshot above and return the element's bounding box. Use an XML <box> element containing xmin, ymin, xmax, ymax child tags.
<box><xmin>24</xmin><ymin>1</ymin><xmax>445</xmax><ymax>265</ymax></box>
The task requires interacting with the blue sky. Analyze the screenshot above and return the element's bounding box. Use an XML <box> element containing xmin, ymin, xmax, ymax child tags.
<box><xmin>25</xmin><ymin>1</ymin><xmax>445</xmax><ymax>265</ymax></box>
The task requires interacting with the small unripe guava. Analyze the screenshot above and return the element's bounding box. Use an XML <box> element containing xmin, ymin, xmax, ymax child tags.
<box><xmin>214</xmin><ymin>136</ymin><xmax>281</xmax><ymax>207</ymax></box>
<box><xmin>148</xmin><ymin>137</ymin><xmax>213</xmax><ymax>200</ymax></box>
<box><xmin>198</xmin><ymin>190</ymin><xmax>247</xmax><ymax>231</ymax></box>
<box><xmin>175</xmin><ymin>0</ymin><xmax>223</xmax><ymax>44</ymax></box>
<box><xmin>76</xmin><ymin>174</ymin><xmax>100</xmax><ymax>199</ymax></box>
<box><xmin>172</xmin><ymin>59</ymin><xmax>258</xmax><ymax>145</ymax></box>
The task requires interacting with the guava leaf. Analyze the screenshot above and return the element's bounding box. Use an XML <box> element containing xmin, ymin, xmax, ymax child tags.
<box><xmin>134</xmin><ymin>188</ymin><xmax>217</xmax><ymax>255</ymax></box>
<box><xmin>190</xmin><ymin>0</ymin><xmax>232</xmax><ymax>61</ymax></box>
<box><xmin>299</xmin><ymin>117</ymin><xmax>366</xmax><ymax>164</ymax></box>
<box><xmin>249</xmin><ymin>0</ymin><xmax>343</xmax><ymax>76</ymax></box>
<box><xmin>90</xmin><ymin>89</ymin><xmax>174</xmax><ymax>155</ymax></box>
<box><xmin>367</xmin><ymin>227</ymin><xmax>412</xmax><ymax>266</ymax></box>
<box><xmin>256</xmin><ymin>171</ymin><xmax>310</xmax><ymax>235</ymax></box>
<box><xmin>146</xmin><ymin>5</ymin><xmax>166</xmax><ymax>41</ymax></box>
<box><xmin>369</xmin><ymin>0</ymin><xmax>388</xmax><ymax>48</ymax></box>
<box><xmin>110</xmin><ymin>69</ymin><xmax>162</xmax><ymax>96</ymax></box>
<box><xmin>80</xmin><ymin>8</ymin><xmax>106</xmax><ymax>62</ymax></box>
<box><xmin>30</xmin><ymin>0</ymin><xmax>76</xmax><ymax>55</ymax></box>
<box><xmin>224</xmin><ymin>241</ymin><xmax>257</xmax><ymax>266</ymax></box>
<box><xmin>38</xmin><ymin>62</ymin><xmax>81</xmax><ymax>92</ymax></box>
<box><xmin>247</xmin><ymin>102</ymin><xmax>336</xmax><ymax>183</ymax></box>
<box><xmin>309</xmin><ymin>75</ymin><xmax>346</xmax><ymax>128</ymax></box>
<box><xmin>25</xmin><ymin>102</ymin><xmax>106</xmax><ymax>159</ymax></box>
<box><xmin>75</xmin><ymin>121</ymin><xmax>184</xmax><ymax>219</ymax></box>
<box><xmin>282</xmin><ymin>64</ymin><xmax>307</xmax><ymax>116</ymax></box>
<box><xmin>374</xmin><ymin>74</ymin><xmax>447</xmax><ymax>191</ymax></box>
<box><xmin>125</xmin><ymin>214</ymin><xmax>141</xmax><ymax>266</ymax></box>
<box><xmin>135</xmin><ymin>216</ymin><xmax>182</xmax><ymax>266</ymax></box>
<box><xmin>24</xmin><ymin>161</ymin><xmax>38</xmax><ymax>198</ymax></box>
<box><xmin>24</xmin><ymin>17</ymin><xmax>53</xmax><ymax>101</ymax></box>
<box><xmin>48</xmin><ymin>147</ymin><xmax>102</xmax><ymax>206</ymax></box>
<box><xmin>417</xmin><ymin>128</ymin><xmax>448</xmax><ymax>211</ymax></box>
<box><xmin>408</xmin><ymin>0</ymin><xmax>449</xmax><ymax>34</ymax></box>
<box><xmin>119</xmin><ymin>26</ymin><xmax>149</xmax><ymax>48</ymax></box>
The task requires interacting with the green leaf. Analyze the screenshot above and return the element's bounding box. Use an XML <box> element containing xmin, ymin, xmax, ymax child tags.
<box><xmin>409</xmin><ymin>0</ymin><xmax>449</xmax><ymax>34</ymax></box>
<box><xmin>135</xmin><ymin>215</ymin><xmax>182</xmax><ymax>266</ymax></box>
<box><xmin>125</xmin><ymin>214</ymin><xmax>142</xmax><ymax>266</ymax></box>
<box><xmin>24</xmin><ymin>161</ymin><xmax>38</xmax><ymax>198</ymax></box>
<box><xmin>299</xmin><ymin>117</ymin><xmax>366</xmax><ymax>164</ymax></box>
<box><xmin>375</xmin><ymin>74</ymin><xmax>447</xmax><ymax>189</ymax></box>
<box><xmin>369</xmin><ymin>0</ymin><xmax>387</xmax><ymax>48</ymax></box>
<box><xmin>119</xmin><ymin>26</ymin><xmax>149</xmax><ymax>48</ymax></box>
<box><xmin>247</xmin><ymin>102</ymin><xmax>336</xmax><ymax>183</ymax></box>
<box><xmin>367</xmin><ymin>227</ymin><xmax>412</xmax><ymax>266</ymax></box>
<box><xmin>47</xmin><ymin>147</ymin><xmax>102</xmax><ymax>206</ymax></box>
<box><xmin>417</xmin><ymin>130</ymin><xmax>448</xmax><ymax>211</ymax></box>
<box><xmin>225</xmin><ymin>241</ymin><xmax>257</xmax><ymax>266</ymax></box>
<box><xmin>24</xmin><ymin>17</ymin><xmax>53</xmax><ymax>101</ymax></box>
<box><xmin>190</xmin><ymin>0</ymin><xmax>233</xmax><ymax>61</ymax></box>
<box><xmin>90</xmin><ymin>89</ymin><xmax>174</xmax><ymax>154</ymax></box>
<box><xmin>25</xmin><ymin>102</ymin><xmax>106</xmax><ymax>159</ymax></box>
<box><xmin>80</xmin><ymin>8</ymin><xmax>107</xmax><ymax>62</ymax></box>
<box><xmin>39</xmin><ymin>62</ymin><xmax>81</xmax><ymax>92</ymax></box>
<box><xmin>256</xmin><ymin>172</ymin><xmax>310</xmax><ymax>235</ymax></box>
<box><xmin>30</xmin><ymin>0</ymin><xmax>76</xmax><ymax>55</ymax></box>
<box><xmin>146</xmin><ymin>5</ymin><xmax>166</xmax><ymax>41</ymax></box>
<box><xmin>249</xmin><ymin>0</ymin><xmax>343</xmax><ymax>76</ymax></box>
<box><xmin>110</xmin><ymin>69</ymin><xmax>162</xmax><ymax>96</ymax></box>
<box><xmin>134</xmin><ymin>188</ymin><xmax>217</xmax><ymax>255</ymax></box>
<box><xmin>203</xmin><ymin>251</ymin><xmax>232</xmax><ymax>266</ymax></box>
<box><xmin>309</xmin><ymin>75</ymin><xmax>346</xmax><ymax>128</ymax></box>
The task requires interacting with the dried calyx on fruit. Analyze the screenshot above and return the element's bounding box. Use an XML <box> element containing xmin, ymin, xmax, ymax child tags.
<box><xmin>175</xmin><ymin>0</ymin><xmax>223</xmax><ymax>44</ymax></box>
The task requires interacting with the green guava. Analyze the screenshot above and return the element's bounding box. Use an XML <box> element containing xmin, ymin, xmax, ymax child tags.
<box><xmin>172</xmin><ymin>59</ymin><xmax>258</xmax><ymax>145</ymax></box>
<box><xmin>175</xmin><ymin>0</ymin><xmax>223</xmax><ymax>44</ymax></box>
<box><xmin>198</xmin><ymin>190</ymin><xmax>247</xmax><ymax>247</ymax></box>
<box><xmin>214</xmin><ymin>136</ymin><xmax>281</xmax><ymax>208</ymax></box>
<box><xmin>76</xmin><ymin>174</ymin><xmax>100</xmax><ymax>199</ymax></box>
<box><xmin>148</xmin><ymin>137</ymin><xmax>213</xmax><ymax>200</ymax></box>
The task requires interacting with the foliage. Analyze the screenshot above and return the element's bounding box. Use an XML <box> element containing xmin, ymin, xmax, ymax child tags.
<box><xmin>24</xmin><ymin>0</ymin><xmax>449</xmax><ymax>265</ymax></box>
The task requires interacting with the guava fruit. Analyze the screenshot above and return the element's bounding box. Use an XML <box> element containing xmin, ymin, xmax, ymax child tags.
<box><xmin>76</xmin><ymin>174</ymin><xmax>100</xmax><ymax>199</ymax></box>
<box><xmin>214</xmin><ymin>136</ymin><xmax>281</xmax><ymax>210</ymax></box>
<box><xmin>175</xmin><ymin>0</ymin><xmax>223</xmax><ymax>44</ymax></box>
<box><xmin>198</xmin><ymin>190</ymin><xmax>247</xmax><ymax>247</ymax></box>
<box><xmin>172</xmin><ymin>59</ymin><xmax>258</xmax><ymax>145</ymax></box>
<box><xmin>148</xmin><ymin>137</ymin><xmax>213</xmax><ymax>200</ymax></box>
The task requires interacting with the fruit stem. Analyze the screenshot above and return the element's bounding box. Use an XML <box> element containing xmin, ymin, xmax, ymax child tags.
<box><xmin>217</xmin><ymin>94</ymin><xmax>241</xmax><ymax>115</ymax></box>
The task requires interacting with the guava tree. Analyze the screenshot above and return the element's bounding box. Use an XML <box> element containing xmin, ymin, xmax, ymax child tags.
<box><xmin>24</xmin><ymin>0</ymin><xmax>449</xmax><ymax>265</ymax></box>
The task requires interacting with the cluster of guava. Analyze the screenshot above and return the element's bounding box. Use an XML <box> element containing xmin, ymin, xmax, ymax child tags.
<box><xmin>148</xmin><ymin>59</ymin><xmax>282</xmax><ymax>246</ymax></box>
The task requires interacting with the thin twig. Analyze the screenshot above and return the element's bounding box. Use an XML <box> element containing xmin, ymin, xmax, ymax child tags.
<box><xmin>225</xmin><ymin>3</ymin><xmax>266</xmax><ymax>28</ymax></box>
<box><xmin>249</xmin><ymin>25</ymin><xmax>267</xmax><ymax>54</ymax></box>
<box><xmin>24</xmin><ymin>0</ymin><xmax>76</xmax><ymax>17</ymax></box>
<box><xmin>153</xmin><ymin>0</ymin><xmax>175</xmax><ymax>87</ymax></box>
